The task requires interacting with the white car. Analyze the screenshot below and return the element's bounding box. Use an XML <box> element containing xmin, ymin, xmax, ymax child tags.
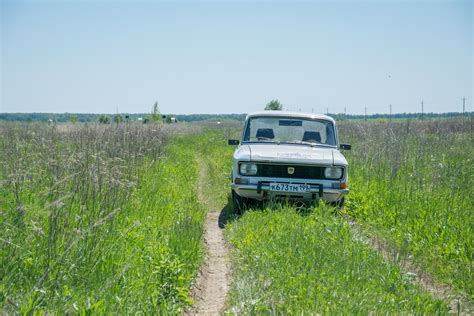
<box><xmin>229</xmin><ymin>111</ymin><xmax>351</xmax><ymax>213</ymax></box>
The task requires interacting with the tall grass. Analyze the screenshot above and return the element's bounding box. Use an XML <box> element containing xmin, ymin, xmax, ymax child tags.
<box><xmin>0</xmin><ymin>123</ymin><xmax>205</xmax><ymax>313</ymax></box>
<box><xmin>197</xmin><ymin>123</ymin><xmax>470</xmax><ymax>313</ymax></box>
<box><xmin>197</xmin><ymin>126</ymin><xmax>241</xmax><ymax>209</ymax></box>
<box><xmin>3</xmin><ymin>119</ymin><xmax>470</xmax><ymax>312</ymax></box>
<box><xmin>226</xmin><ymin>204</ymin><xmax>446</xmax><ymax>314</ymax></box>
<box><xmin>339</xmin><ymin>119</ymin><xmax>473</xmax><ymax>297</ymax></box>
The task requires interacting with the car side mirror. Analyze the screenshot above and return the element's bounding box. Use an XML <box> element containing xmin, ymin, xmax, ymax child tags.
<box><xmin>339</xmin><ymin>143</ymin><xmax>351</xmax><ymax>150</ymax></box>
<box><xmin>228</xmin><ymin>139</ymin><xmax>240</xmax><ymax>145</ymax></box>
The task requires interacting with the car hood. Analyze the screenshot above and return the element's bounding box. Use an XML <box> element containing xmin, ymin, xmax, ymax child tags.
<box><xmin>235</xmin><ymin>143</ymin><xmax>347</xmax><ymax>166</ymax></box>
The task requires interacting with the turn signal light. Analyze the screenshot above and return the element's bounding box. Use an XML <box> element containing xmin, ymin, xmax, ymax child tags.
<box><xmin>235</xmin><ymin>178</ymin><xmax>241</xmax><ymax>184</ymax></box>
<box><xmin>340</xmin><ymin>183</ymin><xmax>348</xmax><ymax>189</ymax></box>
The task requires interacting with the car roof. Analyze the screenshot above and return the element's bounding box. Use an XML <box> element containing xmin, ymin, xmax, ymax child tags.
<box><xmin>246</xmin><ymin>111</ymin><xmax>336</xmax><ymax>123</ymax></box>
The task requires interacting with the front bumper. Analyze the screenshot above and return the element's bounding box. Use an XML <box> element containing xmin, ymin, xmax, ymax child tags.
<box><xmin>232</xmin><ymin>180</ymin><xmax>349</xmax><ymax>202</ymax></box>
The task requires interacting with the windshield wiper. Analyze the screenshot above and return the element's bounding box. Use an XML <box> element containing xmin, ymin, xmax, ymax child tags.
<box><xmin>249</xmin><ymin>137</ymin><xmax>277</xmax><ymax>143</ymax></box>
<box><xmin>284</xmin><ymin>140</ymin><xmax>319</xmax><ymax>146</ymax></box>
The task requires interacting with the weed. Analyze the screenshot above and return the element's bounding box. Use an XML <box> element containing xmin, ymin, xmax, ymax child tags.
<box><xmin>197</xmin><ymin>122</ymin><xmax>470</xmax><ymax>313</ymax></box>
<box><xmin>0</xmin><ymin>123</ymin><xmax>205</xmax><ymax>313</ymax></box>
<box><xmin>339</xmin><ymin>119</ymin><xmax>473</xmax><ymax>296</ymax></box>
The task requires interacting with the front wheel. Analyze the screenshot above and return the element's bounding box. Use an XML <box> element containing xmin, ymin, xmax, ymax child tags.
<box><xmin>232</xmin><ymin>190</ymin><xmax>248</xmax><ymax>215</ymax></box>
<box><xmin>331</xmin><ymin>197</ymin><xmax>345</xmax><ymax>209</ymax></box>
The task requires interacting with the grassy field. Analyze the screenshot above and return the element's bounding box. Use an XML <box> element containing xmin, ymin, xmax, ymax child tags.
<box><xmin>339</xmin><ymin>120</ymin><xmax>473</xmax><ymax>297</ymax></box>
<box><xmin>226</xmin><ymin>204</ymin><xmax>445</xmax><ymax>314</ymax></box>
<box><xmin>197</xmin><ymin>120</ymin><xmax>472</xmax><ymax>313</ymax></box>
<box><xmin>196</xmin><ymin>131</ymin><xmax>440</xmax><ymax>313</ymax></box>
<box><xmin>1</xmin><ymin>119</ymin><xmax>472</xmax><ymax>313</ymax></box>
<box><xmin>0</xmin><ymin>123</ymin><xmax>206</xmax><ymax>313</ymax></box>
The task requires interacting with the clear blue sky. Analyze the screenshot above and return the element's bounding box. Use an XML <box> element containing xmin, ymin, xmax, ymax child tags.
<box><xmin>1</xmin><ymin>0</ymin><xmax>472</xmax><ymax>114</ymax></box>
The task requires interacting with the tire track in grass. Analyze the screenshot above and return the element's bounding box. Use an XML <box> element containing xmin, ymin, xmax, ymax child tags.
<box><xmin>348</xmin><ymin>220</ymin><xmax>473</xmax><ymax>314</ymax></box>
<box><xmin>188</xmin><ymin>157</ymin><xmax>230</xmax><ymax>315</ymax></box>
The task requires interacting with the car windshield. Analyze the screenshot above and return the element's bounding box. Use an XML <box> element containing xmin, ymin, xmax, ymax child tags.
<box><xmin>243</xmin><ymin>116</ymin><xmax>337</xmax><ymax>146</ymax></box>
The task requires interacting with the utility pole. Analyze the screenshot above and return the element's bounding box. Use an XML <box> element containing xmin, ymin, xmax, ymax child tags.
<box><xmin>462</xmin><ymin>97</ymin><xmax>466</xmax><ymax>118</ymax></box>
<box><xmin>389</xmin><ymin>104</ymin><xmax>392</xmax><ymax>120</ymax></box>
<box><xmin>344</xmin><ymin>107</ymin><xmax>347</xmax><ymax>120</ymax></box>
<box><xmin>326</xmin><ymin>107</ymin><xmax>329</xmax><ymax>115</ymax></box>
<box><xmin>311</xmin><ymin>107</ymin><xmax>314</xmax><ymax>113</ymax></box>
<box><xmin>421</xmin><ymin>100</ymin><xmax>424</xmax><ymax>119</ymax></box>
<box><xmin>364</xmin><ymin>107</ymin><xmax>367</xmax><ymax>121</ymax></box>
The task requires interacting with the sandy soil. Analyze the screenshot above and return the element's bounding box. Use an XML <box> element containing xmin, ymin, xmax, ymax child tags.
<box><xmin>187</xmin><ymin>159</ymin><xmax>231</xmax><ymax>315</ymax></box>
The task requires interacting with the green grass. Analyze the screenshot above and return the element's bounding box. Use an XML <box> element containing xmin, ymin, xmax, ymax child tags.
<box><xmin>197</xmin><ymin>127</ymin><xmax>240</xmax><ymax>209</ymax></box>
<box><xmin>193</xmin><ymin>131</ymin><xmax>448</xmax><ymax>314</ymax></box>
<box><xmin>0</xmin><ymin>123</ymin><xmax>205</xmax><ymax>313</ymax></box>
<box><xmin>339</xmin><ymin>120</ymin><xmax>473</xmax><ymax>297</ymax></box>
<box><xmin>2</xmin><ymin>120</ymin><xmax>471</xmax><ymax>313</ymax></box>
<box><xmin>226</xmin><ymin>204</ymin><xmax>447</xmax><ymax>314</ymax></box>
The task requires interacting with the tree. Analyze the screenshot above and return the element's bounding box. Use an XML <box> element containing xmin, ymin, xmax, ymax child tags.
<box><xmin>69</xmin><ymin>114</ymin><xmax>78</xmax><ymax>123</ymax></box>
<box><xmin>113</xmin><ymin>114</ymin><xmax>123</xmax><ymax>124</ymax></box>
<box><xmin>151</xmin><ymin>101</ymin><xmax>162</xmax><ymax>123</ymax></box>
<box><xmin>99</xmin><ymin>115</ymin><xmax>111</xmax><ymax>124</ymax></box>
<box><xmin>265</xmin><ymin>99</ymin><xmax>283</xmax><ymax>111</ymax></box>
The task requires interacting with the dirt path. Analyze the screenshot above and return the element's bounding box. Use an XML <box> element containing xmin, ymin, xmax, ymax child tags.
<box><xmin>188</xmin><ymin>159</ymin><xmax>230</xmax><ymax>315</ymax></box>
<box><xmin>187</xmin><ymin>154</ymin><xmax>471</xmax><ymax>314</ymax></box>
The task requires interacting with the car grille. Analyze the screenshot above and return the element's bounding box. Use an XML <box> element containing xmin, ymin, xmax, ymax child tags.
<box><xmin>256</xmin><ymin>164</ymin><xmax>327</xmax><ymax>180</ymax></box>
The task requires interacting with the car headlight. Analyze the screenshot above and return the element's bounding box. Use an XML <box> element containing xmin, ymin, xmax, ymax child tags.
<box><xmin>325</xmin><ymin>167</ymin><xmax>343</xmax><ymax>179</ymax></box>
<box><xmin>240</xmin><ymin>163</ymin><xmax>258</xmax><ymax>175</ymax></box>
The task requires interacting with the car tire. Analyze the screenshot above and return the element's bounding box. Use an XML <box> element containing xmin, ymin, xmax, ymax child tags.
<box><xmin>232</xmin><ymin>190</ymin><xmax>248</xmax><ymax>215</ymax></box>
<box><xmin>331</xmin><ymin>197</ymin><xmax>345</xmax><ymax>209</ymax></box>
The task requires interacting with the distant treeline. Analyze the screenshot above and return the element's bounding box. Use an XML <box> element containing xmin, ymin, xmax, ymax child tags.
<box><xmin>330</xmin><ymin>111</ymin><xmax>472</xmax><ymax>121</ymax></box>
<box><xmin>0</xmin><ymin>113</ymin><xmax>247</xmax><ymax>123</ymax></box>
<box><xmin>0</xmin><ymin>111</ymin><xmax>470</xmax><ymax>123</ymax></box>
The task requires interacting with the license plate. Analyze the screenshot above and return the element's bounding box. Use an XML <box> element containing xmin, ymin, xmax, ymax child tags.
<box><xmin>269</xmin><ymin>183</ymin><xmax>311</xmax><ymax>193</ymax></box>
